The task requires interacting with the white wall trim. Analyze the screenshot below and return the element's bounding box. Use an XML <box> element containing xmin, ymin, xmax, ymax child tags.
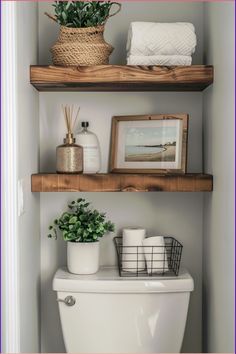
<box><xmin>1</xmin><ymin>2</ymin><xmax>20</xmax><ymax>352</ymax></box>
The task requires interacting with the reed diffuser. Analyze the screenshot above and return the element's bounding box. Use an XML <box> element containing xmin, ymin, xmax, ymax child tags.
<box><xmin>56</xmin><ymin>105</ymin><xmax>83</xmax><ymax>173</ymax></box>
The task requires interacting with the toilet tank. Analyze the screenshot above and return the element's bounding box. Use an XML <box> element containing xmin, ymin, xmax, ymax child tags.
<box><xmin>53</xmin><ymin>267</ymin><xmax>194</xmax><ymax>353</ymax></box>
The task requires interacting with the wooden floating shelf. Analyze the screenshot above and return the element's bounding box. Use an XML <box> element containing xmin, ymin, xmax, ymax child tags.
<box><xmin>30</xmin><ymin>65</ymin><xmax>213</xmax><ymax>92</ymax></box>
<box><xmin>31</xmin><ymin>173</ymin><xmax>213</xmax><ymax>192</ymax></box>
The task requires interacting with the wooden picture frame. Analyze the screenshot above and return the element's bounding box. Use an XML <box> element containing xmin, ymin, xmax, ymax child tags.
<box><xmin>110</xmin><ymin>114</ymin><xmax>189</xmax><ymax>174</ymax></box>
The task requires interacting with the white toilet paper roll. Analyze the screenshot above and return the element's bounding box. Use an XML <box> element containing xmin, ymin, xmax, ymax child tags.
<box><xmin>142</xmin><ymin>236</ymin><xmax>169</xmax><ymax>274</ymax></box>
<box><xmin>122</xmin><ymin>228</ymin><xmax>146</xmax><ymax>272</ymax></box>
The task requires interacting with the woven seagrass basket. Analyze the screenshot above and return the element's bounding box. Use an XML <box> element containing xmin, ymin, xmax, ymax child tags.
<box><xmin>45</xmin><ymin>3</ymin><xmax>121</xmax><ymax>66</ymax></box>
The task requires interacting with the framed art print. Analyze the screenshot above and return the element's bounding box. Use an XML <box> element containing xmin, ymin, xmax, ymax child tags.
<box><xmin>110</xmin><ymin>114</ymin><xmax>189</xmax><ymax>174</ymax></box>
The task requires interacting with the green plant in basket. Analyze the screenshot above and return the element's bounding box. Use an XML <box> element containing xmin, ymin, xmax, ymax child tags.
<box><xmin>48</xmin><ymin>198</ymin><xmax>115</xmax><ymax>242</ymax></box>
<box><xmin>52</xmin><ymin>1</ymin><xmax>120</xmax><ymax>28</ymax></box>
<box><xmin>46</xmin><ymin>0</ymin><xmax>121</xmax><ymax>65</ymax></box>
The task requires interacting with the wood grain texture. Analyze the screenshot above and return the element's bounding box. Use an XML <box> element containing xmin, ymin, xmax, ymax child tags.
<box><xmin>30</xmin><ymin>65</ymin><xmax>213</xmax><ymax>92</ymax></box>
<box><xmin>31</xmin><ymin>173</ymin><xmax>213</xmax><ymax>192</ymax></box>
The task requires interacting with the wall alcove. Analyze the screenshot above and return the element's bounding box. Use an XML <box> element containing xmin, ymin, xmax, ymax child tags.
<box><xmin>7</xmin><ymin>2</ymin><xmax>233</xmax><ymax>354</ymax></box>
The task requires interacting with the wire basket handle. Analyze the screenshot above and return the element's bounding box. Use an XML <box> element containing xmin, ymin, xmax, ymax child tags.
<box><xmin>106</xmin><ymin>2</ymin><xmax>121</xmax><ymax>20</ymax></box>
<box><xmin>45</xmin><ymin>12</ymin><xmax>58</xmax><ymax>23</ymax></box>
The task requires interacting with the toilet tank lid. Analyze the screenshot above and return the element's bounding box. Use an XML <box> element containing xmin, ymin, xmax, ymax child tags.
<box><xmin>53</xmin><ymin>267</ymin><xmax>194</xmax><ymax>293</ymax></box>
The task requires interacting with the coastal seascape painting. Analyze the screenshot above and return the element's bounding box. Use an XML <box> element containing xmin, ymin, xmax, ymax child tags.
<box><xmin>125</xmin><ymin>126</ymin><xmax>177</xmax><ymax>162</ymax></box>
<box><xmin>110</xmin><ymin>114</ymin><xmax>189</xmax><ymax>173</ymax></box>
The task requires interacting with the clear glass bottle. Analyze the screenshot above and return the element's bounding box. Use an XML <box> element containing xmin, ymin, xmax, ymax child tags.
<box><xmin>56</xmin><ymin>133</ymin><xmax>83</xmax><ymax>173</ymax></box>
<box><xmin>76</xmin><ymin>122</ymin><xmax>101</xmax><ymax>174</ymax></box>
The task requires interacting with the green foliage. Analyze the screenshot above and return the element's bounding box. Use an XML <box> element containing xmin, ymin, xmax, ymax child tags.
<box><xmin>53</xmin><ymin>1</ymin><xmax>117</xmax><ymax>28</ymax></box>
<box><xmin>48</xmin><ymin>198</ymin><xmax>115</xmax><ymax>243</ymax></box>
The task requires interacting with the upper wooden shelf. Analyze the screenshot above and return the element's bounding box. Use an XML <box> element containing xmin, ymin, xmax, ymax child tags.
<box><xmin>30</xmin><ymin>65</ymin><xmax>213</xmax><ymax>92</ymax></box>
<box><xmin>31</xmin><ymin>173</ymin><xmax>213</xmax><ymax>192</ymax></box>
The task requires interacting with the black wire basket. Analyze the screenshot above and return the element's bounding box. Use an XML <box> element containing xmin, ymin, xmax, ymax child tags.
<box><xmin>114</xmin><ymin>236</ymin><xmax>183</xmax><ymax>277</ymax></box>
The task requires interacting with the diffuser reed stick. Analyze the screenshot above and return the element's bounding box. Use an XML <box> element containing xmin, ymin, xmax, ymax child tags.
<box><xmin>62</xmin><ymin>104</ymin><xmax>80</xmax><ymax>136</ymax></box>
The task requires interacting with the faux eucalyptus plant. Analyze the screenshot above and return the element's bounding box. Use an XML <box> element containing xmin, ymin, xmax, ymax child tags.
<box><xmin>48</xmin><ymin>198</ymin><xmax>115</xmax><ymax>242</ymax></box>
<box><xmin>52</xmin><ymin>1</ymin><xmax>118</xmax><ymax>28</ymax></box>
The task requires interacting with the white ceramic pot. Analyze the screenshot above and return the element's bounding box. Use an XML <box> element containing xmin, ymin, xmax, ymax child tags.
<box><xmin>67</xmin><ymin>241</ymin><xmax>100</xmax><ymax>275</ymax></box>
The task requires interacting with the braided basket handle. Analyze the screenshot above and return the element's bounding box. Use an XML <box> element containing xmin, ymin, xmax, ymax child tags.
<box><xmin>106</xmin><ymin>2</ymin><xmax>121</xmax><ymax>20</ymax></box>
<box><xmin>45</xmin><ymin>12</ymin><xmax>58</xmax><ymax>23</ymax></box>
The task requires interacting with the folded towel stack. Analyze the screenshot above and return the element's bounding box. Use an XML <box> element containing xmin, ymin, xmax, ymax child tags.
<box><xmin>126</xmin><ymin>22</ymin><xmax>197</xmax><ymax>66</ymax></box>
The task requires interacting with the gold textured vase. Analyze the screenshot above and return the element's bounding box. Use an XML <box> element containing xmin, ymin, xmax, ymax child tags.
<box><xmin>56</xmin><ymin>133</ymin><xmax>83</xmax><ymax>174</ymax></box>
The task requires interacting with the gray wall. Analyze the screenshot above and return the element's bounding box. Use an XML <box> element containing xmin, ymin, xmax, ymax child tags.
<box><xmin>203</xmin><ymin>3</ymin><xmax>235</xmax><ymax>352</ymax></box>
<box><xmin>40</xmin><ymin>93</ymin><xmax>204</xmax><ymax>354</ymax></box>
<box><xmin>39</xmin><ymin>2</ymin><xmax>205</xmax><ymax>353</ymax></box>
<box><xmin>16</xmin><ymin>2</ymin><xmax>41</xmax><ymax>352</ymax></box>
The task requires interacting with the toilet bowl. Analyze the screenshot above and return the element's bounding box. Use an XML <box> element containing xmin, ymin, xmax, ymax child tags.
<box><xmin>53</xmin><ymin>266</ymin><xmax>194</xmax><ymax>353</ymax></box>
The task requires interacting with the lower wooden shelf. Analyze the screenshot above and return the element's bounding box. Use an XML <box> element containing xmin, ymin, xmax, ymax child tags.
<box><xmin>31</xmin><ymin>173</ymin><xmax>213</xmax><ymax>192</ymax></box>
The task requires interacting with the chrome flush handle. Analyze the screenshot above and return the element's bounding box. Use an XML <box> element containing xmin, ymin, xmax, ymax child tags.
<box><xmin>57</xmin><ymin>295</ymin><xmax>76</xmax><ymax>306</ymax></box>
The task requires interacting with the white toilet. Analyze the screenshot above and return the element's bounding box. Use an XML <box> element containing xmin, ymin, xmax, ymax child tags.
<box><xmin>53</xmin><ymin>267</ymin><xmax>194</xmax><ymax>353</ymax></box>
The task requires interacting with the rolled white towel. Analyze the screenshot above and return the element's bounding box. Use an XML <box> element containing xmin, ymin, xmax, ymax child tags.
<box><xmin>127</xmin><ymin>22</ymin><xmax>197</xmax><ymax>57</ymax></box>
<box><xmin>127</xmin><ymin>54</ymin><xmax>192</xmax><ymax>66</ymax></box>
